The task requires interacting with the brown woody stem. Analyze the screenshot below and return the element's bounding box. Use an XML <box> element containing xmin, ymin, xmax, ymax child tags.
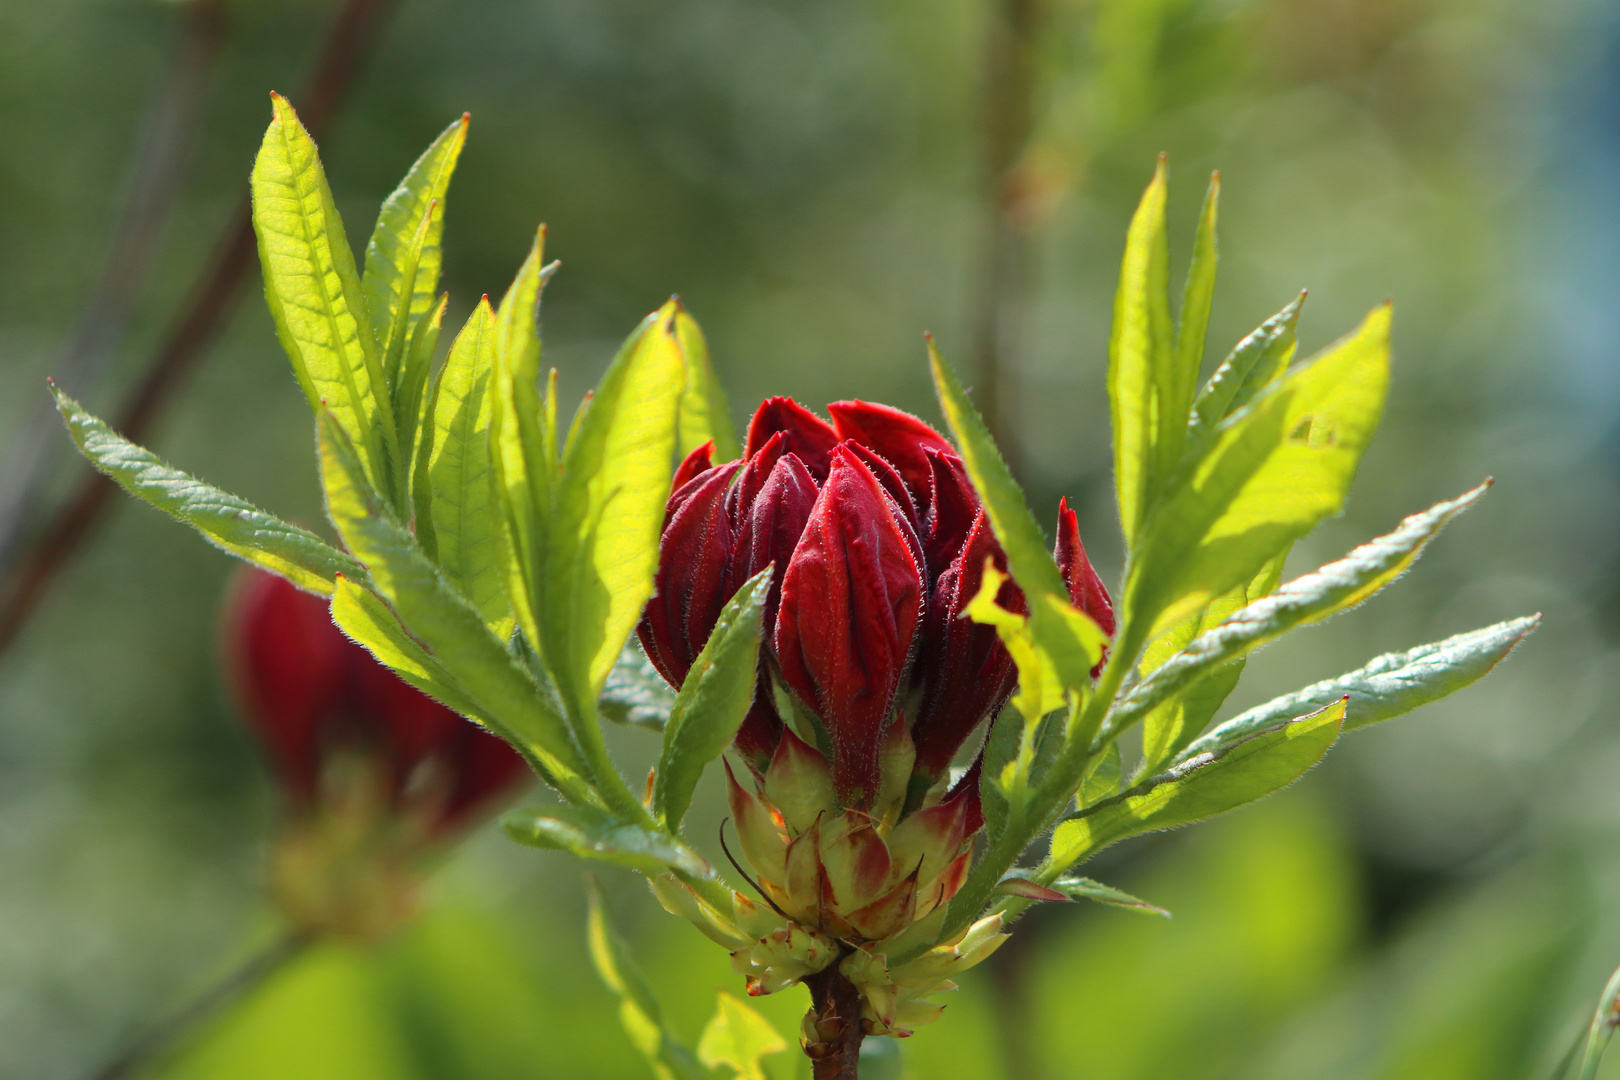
<box><xmin>805</xmin><ymin>967</ymin><xmax>866</xmax><ymax>1080</ymax></box>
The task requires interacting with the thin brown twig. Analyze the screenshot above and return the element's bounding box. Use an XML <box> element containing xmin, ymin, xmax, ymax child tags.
<box><xmin>972</xmin><ymin>0</ymin><xmax>1047</xmax><ymax>471</ymax></box>
<box><xmin>0</xmin><ymin>0</ymin><xmax>399</xmax><ymax>659</ymax></box>
<box><xmin>82</xmin><ymin>930</ymin><xmax>314</xmax><ymax>1080</ymax></box>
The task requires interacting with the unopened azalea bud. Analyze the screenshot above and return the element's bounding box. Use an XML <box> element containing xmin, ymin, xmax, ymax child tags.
<box><xmin>1055</xmin><ymin>497</ymin><xmax>1115</xmax><ymax>674</ymax></box>
<box><xmin>775</xmin><ymin>447</ymin><xmax>924</xmax><ymax>806</ymax></box>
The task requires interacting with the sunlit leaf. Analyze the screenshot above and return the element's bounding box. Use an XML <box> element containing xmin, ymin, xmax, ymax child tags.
<box><xmin>252</xmin><ymin>92</ymin><xmax>397</xmax><ymax>502</ymax></box>
<box><xmin>1185</xmin><ymin>293</ymin><xmax>1303</xmax><ymax>458</ymax></box>
<box><xmin>697</xmin><ymin>991</ymin><xmax>786</xmax><ymax>1080</ymax></box>
<box><xmin>429</xmin><ymin>299</ymin><xmax>511</xmax><ymax>638</ymax></box>
<box><xmin>316</xmin><ymin>409</ymin><xmax>591</xmax><ymax>800</ymax></box>
<box><xmin>1128</xmin><ymin>303</ymin><xmax>1392</xmax><ymax>637</ymax></box>
<box><xmin>674</xmin><ymin>307</ymin><xmax>740</xmax><ymax>461</ymax></box>
<box><xmin>654</xmin><ymin>570</ymin><xmax>769</xmax><ymax>830</ymax></box>
<box><xmin>1047</xmin><ymin>699</ymin><xmax>1345</xmax><ymax>874</ymax></box>
<box><xmin>1116</xmin><ymin>481</ymin><xmax>1487</xmax><ymax>742</ymax></box>
<box><xmin>584</xmin><ymin>877</ymin><xmax>711</xmax><ymax>1080</ymax></box>
<box><xmin>1168</xmin><ymin>172</ymin><xmax>1218</xmax><ymax>473</ymax></box>
<box><xmin>1180</xmin><ymin>615</ymin><xmax>1540</xmax><ymax>760</ymax></box>
<box><xmin>362</xmin><ymin>114</ymin><xmax>466</xmax><ymax>342</ymax></box>
<box><xmin>401</xmin><ymin>293</ymin><xmax>446</xmax><ymax>535</ymax></box>
<box><xmin>1051</xmin><ymin>876</ymin><xmax>1173</xmax><ymax>918</ymax></box>
<box><xmin>55</xmin><ymin>388</ymin><xmax>363</xmax><ymax>595</ymax></box>
<box><xmin>504</xmin><ymin>806</ymin><xmax>711</xmax><ymax>879</ymax></box>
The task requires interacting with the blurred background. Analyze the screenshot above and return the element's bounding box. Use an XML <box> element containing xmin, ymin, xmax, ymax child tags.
<box><xmin>3</xmin><ymin>0</ymin><xmax>1620</xmax><ymax>1076</ymax></box>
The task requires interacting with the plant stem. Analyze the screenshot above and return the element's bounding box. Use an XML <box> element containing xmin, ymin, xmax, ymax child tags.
<box><xmin>83</xmin><ymin>930</ymin><xmax>313</xmax><ymax>1080</ymax></box>
<box><xmin>805</xmin><ymin>967</ymin><xmax>866</xmax><ymax>1080</ymax></box>
<box><xmin>0</xmin><ymin>0</ymin><xmax>400</xmax><ymax>660</ymax></box>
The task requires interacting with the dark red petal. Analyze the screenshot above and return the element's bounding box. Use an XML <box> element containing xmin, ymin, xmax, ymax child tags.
<box><xmin>637</xmin><ymin>462</ymin><xmax>740</xmax><ymax>687</ymax></box>
<box><xmin>774</xmin><ymin>448</ymin><xmax>924</xmax><ymax>807</ymax></box>
<box><xmin>745</xmin><ymin>397</ymin><xmax>840</xmax><ymax>481</ymax></box>
<box><xmin>732</xmin><ymin>668</ymin><xmax>786</xmax><ymax>771</ymax></box>
<box><xmin>910</xmin><ymin>511</ymin><xmax>1025</xmax><ymax>780</ymax></box>
<box><xmin>1055</xmin><ymin>497</ymin><xmax>1115</xmax><ymax>675</ymax></box>
<box><xmin>921</xmin><ymin>448</ymin><xmax>979</xmax><ymax>582</ymax></box>
<box><xmin>843</xmin><ymin>440</ymin><xmax>921</xmax><ymax>531</ymax></box>
<box><xmin>947</xmin><ymin>754</ymin><xmax>986</xmax><ymax>838</ymax></box>
<box><xmin>733</xmin><ymin>451</ymin><xmax>819</xmax><ymax>630</ymax></box>
<box><xmin>671</xmin><ymin>440</ymin><xmax>716</xmax><ymax>497</ymax></box>
<box><xmin>827</xmin><ymin>400</ymin><xmax>955</xmax><ymax>503</ymax></box>
<box><xmin>728</xmin><ymin>430</ymin><xmax>789</xmax><ymax>526</ymax></box>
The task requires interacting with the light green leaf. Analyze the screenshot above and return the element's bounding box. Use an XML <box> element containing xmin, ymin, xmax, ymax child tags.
<box><xmin>1108</xmin><ymin>158</ymin><xmax>1173</xmax><ymax>545</ymax></box>
<box><xmin>654</xmin><ymin>570</ymin><xmax>769</xmax><ymax>829</ymax></box>
<box><xmin>584</xmin><ymin>877</ymin><xmax>711</xmax><ymax>1080</ymax></box>
<box><xmin>362</xmin><ymin>114</ymin><xmax>467</xmax><ymax>342</ymax></box>
<box><xmin>316</xmin><ymin>408</ymin><xmax>592</xmax><ymax>801</ymax></box>
<box><xmin>1186</xmin><ymin>293</ymin><xmax>1303</xmax><ymax>455</ymax></box>
<box><xmin>429</xmin><ymin>299</ymin><xmax>511</xmax><ymax>638</ymax></box>
<box><xmin>54</xmin><ymin>388</ymin><xmax>363</xmax><ymax>595</ymax></box>
<box><xmin>674</xmin><ymin>307</ymin><xmax>740</xmax><ymax>461</ymax></box>
<box><xmin>1172</xmin><ymin>173</ymin><xmax>1218</xmax><ymax>401</ymax></box>
<box><xmin>1047</xmin><ymin>698</ymin><xmax>1344</xmax><ymax>875</ymax></box>
<box><xmin>375</xmin><ymin>203</ymin><xmax>432</xmax><ymax>404</ymax></box>
<box><xmin>1180</xmin><ymin>615</ymin><xmax>1539</xmax><ymax>761</ymax></box>
<box><xmin>602</xmin><ymin>641</ymin><xmax>677</xmax><ymax>731</ymax></box>
<box><xmin>488</xmin><ymin>233</ymin><xmax>553</xmax><ymax>657</ymax></box>
<box><xmin>401</xmin><ymin>293</ymin><xmax>447</xmax><ymax>531</ymax></box>
<box><xmin>1115</xmin><ymin>481</ymin><xmax>1487</xmax><ymax>743</ymax></box>
<box><xmin>1079</xmin><ymin>741</ymin><xmax>1122</xmax><ymax>807</ymax></box>
<box><xmin>1128</xmin><ymin>302</ymin><xmax>1392</xmax><ymax>637</ymax></box>
<box><xmin>545</xmin><ymin>301</ymin><xmax>686</xmax><ymax>716</ymax></box>
<box><xmin>252</xmin><ymin>92</ymin><xmax>397</xmax><ymax>501</ymax></box>
<box><xmin>1051</xmin><ymin>876</ymin><xmax>1172</xmax><ymax>918</ymax></box>
<box><xmin>329</xmin><ymin>575</ymin><xmax>497</xmax><ymax>726</ymax></box>
<box><xmin>928</xmin><ymin>340</ymin><xmax>1102</xmax><ymax>685</ymax></box>
<box><xmin>503</xmin><ymin>805</ymin><xmax>711</xmax><ymax>879</ymax></box>
<box><xmin>698</xmin><ymin>991</ymin><xmax>786</xmax><ymax>1080</ymax></box>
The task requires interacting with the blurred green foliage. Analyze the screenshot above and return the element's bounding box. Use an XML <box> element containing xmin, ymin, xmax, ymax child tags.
<box><xmin>7</xmin><ymin>0</ymin><xmax>1620</xmax><ymax>1077</ymax></box>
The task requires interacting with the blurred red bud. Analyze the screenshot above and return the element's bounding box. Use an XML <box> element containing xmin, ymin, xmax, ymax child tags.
<box><xmin>1055</xmin><ymin>497</ymin><xmax>1115</xmax><ymax>674</ymax></box>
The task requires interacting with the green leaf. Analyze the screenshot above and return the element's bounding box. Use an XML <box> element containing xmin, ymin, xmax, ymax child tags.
<box><xmin>1172</xmin><ymin>173</ymin><xmax>1218</xmax><ymax>401</ymax></box>
<box><xmin>927</xmin><ymin>340</ymin><xmax>1103</xmax><ymax>685</ymax></box>
<box><xmin>1128</xmin><ymin>302</ymin><xmax>1392</xmax><ymax>637</ymax></box>
<box><xmin>1114</xmin><ymin>481</ymin><xmax>1487</xmax><ymax>743</ymax></box>
<box><xmin>316</xmin><ymin>408</ymin><xmax>593</xmax><ymax>801</ymax></box>
<box><xmin>362</xmin><ymin>114</ymin><xmax>467</xmax><ymax>343</ymax></box>
<box><xmin>488</xmin><ymin>232</ymin><xmax>553</xmax><ymax>657</ymax></box>
<box><xmin>1051</xmin><ymin>876</ymin><xmax>1172</xmax><ymax>918</ymax></box>
<box><xmin>1108</xmin><ymin>157</ymin><xmax>1174</xmax><ymax>545</ymax></box>
<box><xmin>401</xmin><ymin>293</ymin><xmax>447</xmax><ymax>531</ymax></box>
<box><xmin>544</xmin><ymin>301</ymin><xmax>686</xmax><ymax>716</ymax></box>
<box><xmin>601</xmin><ymin>641</ymin><xmax>677</xmax><ymax>731</ymax></box>
<box><xmin>503</xmin><ymin>805</ymin><xmax>711</xmax><ymax>879</ymax></box>
<box><xmin>673</xmin><ymin>307</ymin><xmax>740</xmax><ymax>461</ymax></box>
<box><xmin>1180</xmin><ymin>615</ymin><xmax>1539</xmax><ymax>761</ymax></box>
<box><xmin>1079</xmin><ymin>741</ymin><xmax>1122</xmax><ymax>806</ymax></box>
<box><xmin>252</xmin><ymin>92</ymin><xmax>397</xmax><ymax>501</ymax></box>
<box><xmin>653</xmin><ymin>569</ymin><xmax>770</xmax><ymax>829</ymax></box>
<box><xmin>1186</xmin><ymin>293</ymin><xmax>1303</xmax><ymax>456</ymax></box>
<box><xmin>375</xmin><ymin>203</ymin><xmax>432</xmax><ymax>409</ymax></box>
<box><xmin>697</xmin><ymin>991</ymin><xmax>786</xmax><ymax>1080</ymax></box>
<box><xmin>1047</xmin><ymin>698</ymin><xmax>1344</xmax><ymax>874</ymax></box>
<box><xmin>329</xmin><ymin>575</ymin><xmax>497</xmax><ymax>726</ymax></box>
<box><xmin>54</xmin><ymin>387</ymin><xmax>363</xmax><ymax>595</ymax></box>
<box><xmin>429</xmin><ymin>299</ymin><xmax>512</xmax><ymax>638</ymax></box>
<box><xmin>584</xmin><ymin>877</ymin><xmax>711</xmax><ymax>1080</ymax></box>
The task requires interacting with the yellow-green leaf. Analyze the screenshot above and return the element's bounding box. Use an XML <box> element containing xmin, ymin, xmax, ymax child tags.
<box><xmin>362</xmin><ymin>114</ymin><xmax>467</xmax><ymax>339</ymax></box>
<box><xmin>698</xmin><ymin>991</ymin><xmax>787</xmax><ymax>1080</ymax></box>
<box><xmin>674</xmin><ymin>306</ymin><xmax>740</xmax><ymax>461</ymax></box>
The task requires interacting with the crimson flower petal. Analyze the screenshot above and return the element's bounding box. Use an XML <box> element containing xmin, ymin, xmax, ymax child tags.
<box><xmin>745</xmin><ymin>397</ymin><xmax>840</xmax><ymax>481</ymax></box>
<box><xmin>827</xmin><ymin>400</ymin><xmax>955</xmax><ymax>503</ymax></box>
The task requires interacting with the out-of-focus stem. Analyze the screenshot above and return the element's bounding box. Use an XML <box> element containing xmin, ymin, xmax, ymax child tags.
<box><xmin>806</xmin><ymin>966</ymin><xmax>866</xmax><ymax>1080</ymax></box>
<box><xmin>83</xmin><ymin>930</ymin><xmax>313</xmax><ymax>1080</ymax></box>
<box><xmin>0</xmin><ymin>0</ymin><xmax>400</xmax><ymax>660</ymax></box>
<box><xmin>972</xmin><ymin>0</ymin><xmax>1047</xmax><ymax>466</ymax></box>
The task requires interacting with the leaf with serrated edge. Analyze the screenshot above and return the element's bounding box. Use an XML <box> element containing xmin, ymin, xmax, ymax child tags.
<box><xmin>1186</xmin><ymin>294</ymin><xmax>1303</xmax><ymax>457</ymax></box>
<box><xmin>402</xmin><ymin>293</ymin><xmax>446</xmax><ymax>531</ymax></box>
<box><xmin>503</xmin><ymin>805</ymin><xmax>711</xmax><ymax>879</ymax></box>
<box><xmin>362</xmin><ymin>114</ymin><xmax>466</xmax><ymax>340</ymax></box>
<box><xmin>55</xmin><ymin>388</ymin><xmax>362</xmax><ymax>595</ymax></box>
<box><xmin>1112</xmin><ymin>481</ymin><xmax>1487</xmax><ymax>743</ymax></box>
<box><xmin>545</xmin><ymin>302</ymin><xmax>685</xmax><ymax>717</ymax></box>
<box><xmin>654</xmin><ymin>570</ymin><xmax>769</xmax><ymax>829</ymax></box>
<box><xmin>430</xmin><ymin>299</ymin><xmax>511</xmax><ymax>638</ymax></box>
<box><xmin>674</xmin><ymin>307</ymin><xmax>740</xmax><ymax>461</ymax></box>
<box><xmin>252</xmin><ymin>93</ymin><xmax>397</xmax><ymax>500</ymax></box>
<box><xmin>699</xmin><ymin>991</ymin><xmax>787</xmax><ymax>1080</ymax></box>
<box><xmin>1046</xmin><ymin>698</ymin><xmax>1344</xmax><ymax>875</ymax></box>
<box><xmin>1129</xmin><ymin>303</ymin><xmax>1391</xmax><ymax>638</ymax></box>
<box><xmin>1051</xmin><ymin>876</ymin><xmax>1171</xmax><ymax>918</ymax></box>
<box><xmin>585</xmin><ymin>877</ymin><xmax>710</xmax><ymax>1080</ymax></box>
<box><xmin>316</xmin><ymin>408</ymin><xmax>592</xmax><ymax>802</ymax></box>
<box><xmin>1180</xmin><ymin>615</ymin><xmax>1539</xmax><ymax>761</ymax></box>
<box><xmin>329</xmin><ymin>575</ymin><xmax>500</xmax><ymax>730</ymax></box>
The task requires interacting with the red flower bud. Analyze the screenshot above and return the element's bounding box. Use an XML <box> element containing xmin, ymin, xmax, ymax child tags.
<box><xmin>827</xmin><ymin>400</ymin><xmax>956</xmax><ymax>505</ymax></box>
<box><xmin>638</xmin><ymin>460</ymin><xmax>742</xmax><ymax>687</ymax></box>
<box><xmin>745</xmin><ymin>396</ymin><xmax>841</xmax><ymax>482</ymax></box>
<box><xmin>910</xmin><ymin>510</ymin><xmax>1026</xmax><ymax>781</ymax></box>
<box><xmin>228</xmin><ymin>570</ymin><xmax>527</xmax><ymax>834</ymax></box>
<box><xmin>775</xmin><ymin>447</ymin><xmax>924</xmax><ymax>806</ymax></box>
<box><xmin>1054</xmin><ymin>497</ymin><xmax>1115</xmax><ymax>675</ymax></box>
